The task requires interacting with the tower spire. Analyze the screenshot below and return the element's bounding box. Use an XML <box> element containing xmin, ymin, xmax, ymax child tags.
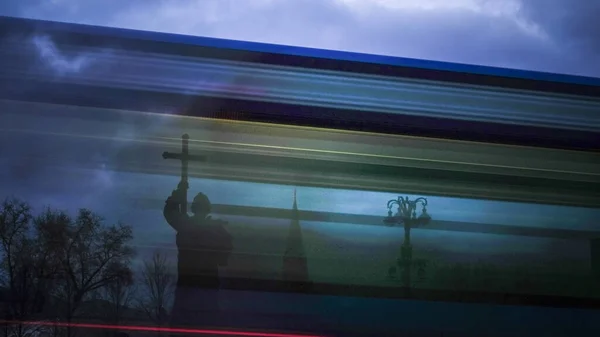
<box><xmin>282</xmin><ymin>187</ymin><xmax>309</xmax><ymax>284</ymax></box>
<box><xmin>293</xmin><ymin>188</ymin><xmax>297</xmax><ymax>210</ymax></box>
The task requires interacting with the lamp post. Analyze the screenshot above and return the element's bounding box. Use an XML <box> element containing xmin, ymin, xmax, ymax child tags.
<box><xmin>384</xmin><ymin>196</ymin><xmax>431</xmax><ymax>292</ymax></box>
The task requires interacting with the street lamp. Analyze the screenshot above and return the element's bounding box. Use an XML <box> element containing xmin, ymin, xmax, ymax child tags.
<box><xmin>384</xmin><ymin>196</ymin><xmax>431</xmax><ymax>292</ymax></box>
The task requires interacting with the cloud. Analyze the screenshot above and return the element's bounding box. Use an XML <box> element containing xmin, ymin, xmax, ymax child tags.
<box><xmin>518</xmin><ymin>0</ymin><xmax>600</xmax><ymax>75</ymax></box>
<box><xmin>31</xmin><ymin>35</ymin><xmax>91</xmax><ymax>75</ymax></box>
<box><xmin>2</xmin><ymin>0</ymin><xmax>597</xmax><ymax>77</ymax></box>
<box><xmin>519</xmin><ymin>0</ymin><xmax>600</xmax><ymax>52</ymax></box>
<box><xmin>2</xmin><ymin>1</ymin><xmax>598</xmax><ymax>297</ymax></box>
<box><xmin>0</xmin><ymin>0</ymin><xmax>597</xmax><ymax>212</ymax></box>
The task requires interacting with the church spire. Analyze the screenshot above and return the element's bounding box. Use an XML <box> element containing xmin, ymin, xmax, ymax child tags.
<box><xmin>282</xmin><ymin>188</ymin><xmax>309</xmax><ymax>283</ymax></box>
<box><xmin>293</xmin><ymin>188</ymin><xmax>297</xmax><ymax>209</ymax></box>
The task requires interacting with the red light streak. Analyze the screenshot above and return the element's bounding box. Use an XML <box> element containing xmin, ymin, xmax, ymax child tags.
<box><xmin>0</xmin><ymin>320</ymin><xmax>324</xmax><ymax>337</ymax></box>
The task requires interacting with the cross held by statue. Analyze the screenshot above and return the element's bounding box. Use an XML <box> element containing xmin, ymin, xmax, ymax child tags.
<box><xmin>162</xmin><ymin>134</ymin><xmax>207</xmax><ymax>214</ymax></box>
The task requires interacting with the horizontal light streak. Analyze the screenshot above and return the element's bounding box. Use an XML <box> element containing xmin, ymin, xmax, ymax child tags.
<box><xmin>1</xmin><ymin>42</ymin><xmax>598</xmax><ymax>132</ymax></box>
<box><xmin>1</xmin><ymin>106</ymin><xmax>598</xmax><ymax>209</ymax></box>
<box><xmin>0</xmin><ymin>320</ymin><xmax>323</xmax><ymax>337</ymax></box>
<box><xmin>133</xmin><ymin>201</ymin><xmax>600</xmax><ymax>240</ymax></box>
<box><xmin>3</xmin><ymin>126</ymin><xmax>598</xmax><ymax>179</ymax></box>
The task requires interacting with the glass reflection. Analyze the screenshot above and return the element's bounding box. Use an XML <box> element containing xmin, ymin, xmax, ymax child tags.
<box><xmin>1</xmin><ymin>100</ymin><xmax>600</xmax><ymax>336</ymax></box>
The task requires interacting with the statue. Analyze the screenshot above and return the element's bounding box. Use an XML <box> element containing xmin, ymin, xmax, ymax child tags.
<box><xmin>162</xmin><ymin>134</ymin><xmax>233</xmax><ymax>328</ymax></box>
<box><xmin>164</xmin><ymin>188</ymin><xmax>232</xmax><ymax>328</ymax></box>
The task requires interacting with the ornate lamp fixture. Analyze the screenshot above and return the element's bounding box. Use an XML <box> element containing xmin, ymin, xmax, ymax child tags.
<box><xmin>384</xmin><ymin>196</ymin><xmax>431</xmax><ymax>290</ymax></box>
<box><xmin>384</xmin><ymin>196</ymin><xmax>431</xmax><ymax>229</ymax></box>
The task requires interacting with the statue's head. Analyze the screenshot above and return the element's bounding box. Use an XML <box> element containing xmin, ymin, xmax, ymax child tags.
<box><xmin>191</xmin><ymin>192</ymin><xmax>211</xmax><ymax>216</ymax></box>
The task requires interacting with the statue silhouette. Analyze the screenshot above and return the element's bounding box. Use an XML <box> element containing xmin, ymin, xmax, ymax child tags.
<box><xmin>164</xmin><ymin>188</ymin><xmax>233</xmax><ymax>328</ymax></box>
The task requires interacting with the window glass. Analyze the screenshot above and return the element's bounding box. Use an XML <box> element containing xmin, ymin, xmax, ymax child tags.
<box><xmin>2</xmin><ymin>99</ymin><xmax>599</xmax><ymax>337</ymax></box>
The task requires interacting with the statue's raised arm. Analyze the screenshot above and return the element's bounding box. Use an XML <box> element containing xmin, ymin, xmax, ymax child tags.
<box><xmin>163</xmin><ymin>188</ymin><xmax>189</xmax><ymax>232</ymax></box>
<box><xmin>162</xmin><ymin>133</ymin><xmax>206</xmax><ymax>232</ymax></box>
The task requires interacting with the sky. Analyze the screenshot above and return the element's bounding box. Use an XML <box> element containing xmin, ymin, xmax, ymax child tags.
<box><xmin>0</xmin><ymin>0</ymin><xmax>599</xmax><ymax>78</ymax></box>
<box><xmin>1</xmin><ymin>0</ymin><xmax>600</xmax><ymax>292</ymax></box>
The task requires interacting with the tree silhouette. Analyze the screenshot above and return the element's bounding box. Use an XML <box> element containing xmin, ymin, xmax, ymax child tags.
<box><xmin>100</xmin><ymin>273</ymin><xmax>136</xmax><ymax>337</ymax></box>
<box><xmin>48</xmin><ymin>208</ymin><xmax>135</xmax><ymax>337</ymax></box>
<box><xmin>136</xmin><ymin>250</ymin><xmax>174</xmax><ymax>333</ymax></box>
<box><xmin>0</xmin><ymin>197</ymin><xmax>135</xmax><ymax>337</ymax></box>
<box><xmin>0</xmin><ymin>197</ymin><xmax>52</xmax><ymax>337</ymax></box>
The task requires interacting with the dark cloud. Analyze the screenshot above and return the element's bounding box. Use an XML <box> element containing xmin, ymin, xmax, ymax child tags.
<box><xmin>518</xmin><ymin>0</ymin><xmax>600</xmax><ymax>76</ymax></box>
<box><xmin>0</xmin><ymin>0</ymin><xmax>36</xmax><ymax>16</ymax></box>
<box><xmin>519</xmin><ymin>0</ymin><xmax>600</xmax><ymax>54</ymax></box>
<box><xmin>223</xmin><ymin>0</ymin><xmax>589</xmax><ymax>76</ymax></box>
<box><xmin>329</xmin><ymin>7</ymin><xmax>559</xmax><ymax>71</ymax></box>
<box><xmin>1</xmin><ymin>0</ymin><xmax>598</xmax><ymax>77</ymax></box>
<box><xmin>2</xmin><ymin>2</ymin><xmax>598</xmax><ymax>313</ymax></box>
<box><xmin>0</xmin><ymin>0</ymin><xmax>148</xmax><ymax>25</ymax></box>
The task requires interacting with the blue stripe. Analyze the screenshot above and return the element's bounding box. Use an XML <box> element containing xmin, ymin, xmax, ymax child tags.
<box><xmin>3</xmin><ymin>15</ymin><xmax>600</xmax><ymax>87</ymax></box>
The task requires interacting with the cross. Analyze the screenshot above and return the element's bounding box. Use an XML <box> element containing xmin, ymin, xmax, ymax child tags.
<box><xmin>162</xmin><ymin>134</ymin><xmax>207</xmax><ymax>214</ymax></box>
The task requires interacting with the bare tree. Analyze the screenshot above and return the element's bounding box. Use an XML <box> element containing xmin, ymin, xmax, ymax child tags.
<box><xmin>137</xmin><ymin>251</ymin><xmax>174</xmax><ymax>331</ymax></box>
<box><xmin>100</xmin><ymin>276</ymin><xmax>136</xmax><ymax>337</ymax></box>
<box><xmin>0</xmin><ymin>198</ymin><xmax>52</xmax><ymax>337</ymax></box>
<box><xmin>37</xmin><ymin>208</ymin><xmax>135</xmax><ymax>337</ymax></box>
<box><xmin>0</xmin><ymin>198</ymin><xmax>136</xmax><ymax>337</ymax></box>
